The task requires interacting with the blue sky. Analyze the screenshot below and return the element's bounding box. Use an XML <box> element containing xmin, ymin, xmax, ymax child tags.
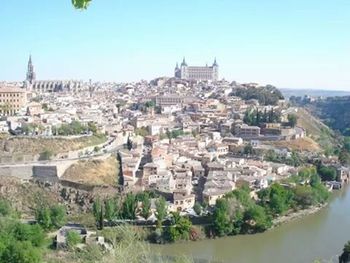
<box><xmin>0</xmin><ymin>0</ymin><xmax>349</xmax><ymax>90</ymax></box>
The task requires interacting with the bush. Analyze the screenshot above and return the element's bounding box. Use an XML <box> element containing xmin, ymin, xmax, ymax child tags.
<box><xmin>66</xmin><ymin>231</ymin><xmax>82</xmax><ymax>249</ymax></box>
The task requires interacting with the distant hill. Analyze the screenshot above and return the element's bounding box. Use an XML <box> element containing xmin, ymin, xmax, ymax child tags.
<box><xmin>281</xmin><ymin>88</ymin><xmax>350</xmax><ymax>98</ymax></box>
<box><xmin>306</xmin><ymin>96</ymin><xmax>350</xmax><ymax>136</ymax></box>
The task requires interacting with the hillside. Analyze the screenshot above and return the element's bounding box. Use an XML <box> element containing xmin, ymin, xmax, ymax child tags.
<box><xmin>61</xmin><ymin>157</ymin><xmax>119</xmax><ymax>186</ymax></box>
<box><xmin>0</xmin><ymin>134</ymin><xmax>107</xmax><ymax>158</ymax></box>
<box><xmin>308</xmin><ymin>96</ymin><xmax>350</xmax><ymax>136</ymax></box>
<box><xmin>295</xmin><ymin>108</ymin><xmax>338</xmax><ymax>153</ymax></box>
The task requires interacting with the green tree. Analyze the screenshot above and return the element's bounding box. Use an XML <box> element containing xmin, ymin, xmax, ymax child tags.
<box><xmin>287</xmin><ymin>114</ymin><xmax>298</xmax><ymax>127</ymax></box>
<box><xmin>93</xmin><ymin>198</ymin><xmax>104</xmax><ymax>229</ymax></box>
<box><xmin>50</xmin><ymin>205</ymin><xmax>67</xmax><ymax>229</ymax></box>
<box><xmin>122</xmin><ymin>193</ymin><xmax>136</xmax><ymax>220</ymax></box>
<box><xmin>242</xmin><ymin>205</ymin><xmax>272</xmax><ymax>233</ymax></box>
<box><xmin>243</xmin><ymin>144</ymin><xmax>254</xmax><ymax>155</ymax></box>
<box><xmin>35</xmin><ymin>207</ymin><xmax>52</xmax><ymax>230</ymax></box>
<box><xmin>212</xmin><ymin>199</ymin><xmax>232</xmax><ymax>236</ymax></box>
<box><xmin>0</xmin><ymin>198</ymin><xmax>12</xmax><ymax>217</ymax></box>
<box><xmin>136</xmin><ymin>193</ymin><xmax>151</xmax><ymax>220</ymax></box>
<box><xmin>104</xmin><ymin>198</ymin><xmax>117</xmax><ymax>222</ymax></box>
<box><xmin>193</xmin><ymin>202</ymin><xmax>202</xmax><ymax>216</ymax></box>
<box><xmin>166</xmin><ymin>212</ymin><xmax>192</xmax><ymax>242</ymax></box>
<box><xmin>318</xmin><ymin>166</ymin><xmax>337</xmax><ymax>181</ymax></box>
<box><xmin>155</xmin><ymin>197</ymin><xmax>167</xmax><ymax>228</ymax></box>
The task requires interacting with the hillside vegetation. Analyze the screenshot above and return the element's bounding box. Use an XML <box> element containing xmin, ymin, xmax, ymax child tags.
<box><xmin>0</xmin><ymin>134</ymin><xmax>106</xmax><ymax>158</ymax></box>
<box><xmin>309</xmin><ymin>96</ymin><xmax>350</xmax><ymax>136</ymax></box>
<box><xmin>230</xmin><ymin>85</ymin><xmax>284</xmax><ymax>105</ymax></box>
<box><xmin>295</xmin><ymin>108</ymin><xmax>338</xmax><ymax>153</ymax></box>
<box><xmin>62</xmin><ymin>157</ymin><xmax>119</xmax><ymax>186</ymax></box>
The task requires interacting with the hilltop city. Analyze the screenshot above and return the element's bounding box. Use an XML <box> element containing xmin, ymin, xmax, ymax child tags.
<box><xmin>0</xmin><ymin>55</ymin><xmax>349</xmax><ymax>259</ymax></box>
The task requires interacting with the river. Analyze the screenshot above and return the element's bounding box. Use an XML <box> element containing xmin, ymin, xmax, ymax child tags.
<box><xmin>153</xmin><ymin>185</ymin><xmax>350</xmax><ymax>263</ymax></box>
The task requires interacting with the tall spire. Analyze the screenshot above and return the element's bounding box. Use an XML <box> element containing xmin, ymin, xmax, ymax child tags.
<box><xmin>181</xmin><ymin>57</ymin><xmax>187</xmax><ymax>67</ymax></box>
<box><xmin>213</xmin><ymin>57</ymin><xmax>218</xmax><ymax>67</ymax></box>
<box><xmin>26</xmin><ymin>55</ymin><xmax>36</xmax><ymax>84</ymax></box>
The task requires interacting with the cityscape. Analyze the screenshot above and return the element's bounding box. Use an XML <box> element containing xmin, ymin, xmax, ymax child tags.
<box><xmin>0</xmin><ymin>1</ymin><xmax>350</xmax><ymax>263</ymax></box>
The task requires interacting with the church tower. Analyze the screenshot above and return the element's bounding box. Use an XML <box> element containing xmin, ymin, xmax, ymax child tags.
<box><xmin>26</xmin><ymin>55</ymin><xmax>36</xmax><ymax>84</ymax></box>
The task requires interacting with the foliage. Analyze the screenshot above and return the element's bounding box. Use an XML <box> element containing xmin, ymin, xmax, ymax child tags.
<box><xmin>193</xmin><ymin>202</ymin><xmax>202</xmax><ymax>216</ymax></box>
<box><xmin>317</xmin><ymin>165</ymin><xmax>337</xmax><ymax>181</ymax></box>
<box><xmin>53</xmin><ymin>121</ymin><xmax>88</xmax><ymax>136</ymax></box>
<box><xmin>155</xmin><ymin>197</ymin><xmax>167</xmax><ymax>228</ymax></box>
<box><xmin>339</xmin><ymin>241</ymin><xmax>350</xmax><ymax>263</ymax></box>
<box><xmin>243</xmin><ymin>143</ymin><xmax>254</xmax><ymax>155</ymax></box>
<box><xmin>66</xmin><ymin>231</ymin><xmax>82</xmax><ymax>249</ymax></box>
<box><xmin>39</xmin><ymin>149</ymin><xmax>53</xmax><ymax>161</ymax></box>
<box><xmin>35</xmin><ymin>205</ymin><xmax>67</xmax><ymax>231</ymax></box>
<box><xmin>230</xmin><ymin>85</ymin><xmax>284</xmax><ymax>105</ymax></box>
<box><xmin>165</xmin><ymin>212</ymin><xmax>192</xmax><ymax>242</ymax></box>
<box><xmin>92</xmin><ymin>198</ymin><xmax>103</xmax><ymax>229</ymax></box>
<box><xmin>212</xmin><ymin>199</ymin><xmax>232</xmax><ymax>236</ymax></box>
<box><xmin>258</xmin><ymin>183</ymin><xmax>294</xmax><ymax>216</ymax></box>
<box><xmin>0</xmin><ymin>218</ymin><xmax>45</xmax><ymax>263</ymax></box>
<box><xmin>242</xmin><ymin>205</ymin><xmax>272</xmax><ymax>233</ymax></box>
<box><xmin>0</xmin><ymin>198</ymin><xmax>12</xmax><ymax>217</ymax></box>
<box><xmin>135</xmin><ymin>127</ymin><xmax>150</xmax><ymax>137</ymax></box>
<box><xmin>244</xmin><ymin>108</ymin><xmax>281</xmax><ymax>126</ymax></box>
<box><xmin>136</xmin><ymin>192</ymin><xmax>151</xmax><ymax>219</ymax></box>
<box><xmin>72</xmin><ymin>0</ymin><xmax>91</xmax><ymax>9</ymax></box>
<box><xmin>122</xmin><ymin>193</ymin><xmax>137</xmax><ymax>220</ymax></box>
<box><xmin>287</xmin><ymin>114</ymin><xmax>298</xmax><ymax>127</ymax></box>
<box><xmin>104</xmin><ymin>198</ymin><xmax>117</xmax><ymax>222</ymax></box>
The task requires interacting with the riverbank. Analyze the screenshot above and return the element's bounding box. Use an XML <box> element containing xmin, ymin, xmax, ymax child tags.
<box><xmin>153</xmin><ymin>186</ymin><xmax>350</xmax><ymax>263</ymax></box>
<box><xmin>272</xmin><ymin>203</ymin><xmax>328</xmax><ymax>227</ymax></box>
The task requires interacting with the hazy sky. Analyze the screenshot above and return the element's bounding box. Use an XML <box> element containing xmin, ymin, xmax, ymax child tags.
<box><xmin>0</xmin><ymin>0</ymin><xmax>349</xmax><ymax>90</ymax></box>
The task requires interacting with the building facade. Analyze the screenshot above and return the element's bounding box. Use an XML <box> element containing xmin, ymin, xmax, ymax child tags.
<box><xmin>174</xmin><ymin>58</ymin><xmax>219</xmax><ymax>81</ymax></box>
<box><xmin>0</xmin><ymin>86</ymin><xmax>27</xmax><ymax>116</ymax></box>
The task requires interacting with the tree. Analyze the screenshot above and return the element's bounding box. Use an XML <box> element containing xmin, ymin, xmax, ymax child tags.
<box><xmin>0</xmin><ymin>198</ymin><xmax>12</xmax><ymax>217</ymax></box>
<box><xmin>50</xmin><ymin>205</ymin><xmax>67</xmax><ymax>229</ymax></box>
<box><xmin>212</xmin><ymin>199</ymin><xmax>232</xmax><ymax>236</ymax></box>
<box><xmin>35</xmin><ymin>207</ymin><xmax>52</xmax><ymax>230</ymax></box>
<box><xmin>242</xmin><ymin>205</ymin><xmax>272</xmax><ymax>233</ymax></box>
<box><xmin>166</xmin><ymin>212</ymin><xmax>192</xmax><ymax>242</ymax></box>
<box><xmin>104</xmin><ymin>199</ymin><xmax>117</xmax><ymax>222</ymax></box>
<box><xmin>287</xmin><ymin>114</ymin><xmax>298</xmax><ymax>127</ymax></box>
<box><xmin>122</xmin><ymin>193</ymin><xmax>136</xmax><ymax>220</ymax></box>
<box><xmin>339</xmin><ymin>241</ymin><xmax>350</xmax><ymax>263</ymax></box>
<box><xmin>155</xmin><ymin>197</ymin><xmax>167</xmax><ymax>228</ymax></box>
<box><xmin>318</xmin><ymin>166</ymin><xmax>337</xmax><ymax>181</ymax></box>
<box><xmin>93</xmin><ymin>198</ymin><xmax>103</xmax><ymax>229</ymax></box>
<box><xmin>136</xmin><ymin>193</ymin><xmax>151</xmax><ymax>220</ymax></box>
<box><xmin>193</xmin><ymin>202</ymin><xmax>202</xmax><ymax>216</ymax></box>
<box><xmin>243</xmin><ymin>144</ymin><xmax>254</xmax><ymax>155</ymax></box>
<box><xmin>126</xmin><ymin>136</ymin><xmax>133</xmax><ymax>151</ymax></box>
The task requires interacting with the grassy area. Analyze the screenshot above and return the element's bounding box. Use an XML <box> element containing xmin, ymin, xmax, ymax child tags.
<box><xmin>61</xmin><ymin>157</ymin><xmax>119</xmax><ymax>186</ymax></box>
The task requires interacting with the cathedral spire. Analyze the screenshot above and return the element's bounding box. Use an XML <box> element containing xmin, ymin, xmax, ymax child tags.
<box><xmin>26</xmin><ymin>55</ymin><xmax>36</xmax><ymax>84</ymax></box>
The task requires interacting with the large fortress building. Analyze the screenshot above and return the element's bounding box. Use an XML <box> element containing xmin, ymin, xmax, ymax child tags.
<box><xmin>174</xmin><ymin>58</ymin><xmax>219</xmax><ymax>81</ymax></box>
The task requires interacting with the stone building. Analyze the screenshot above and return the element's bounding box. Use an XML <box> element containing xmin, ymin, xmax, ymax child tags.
<box><xmin>0</xmin><ymin>86</ymin><xmax>27</xmax><ymax>116</ymax></box>
<box><xmin>174</xmin><ymin>58</ymin><xmax>219</xmax><ymax>81</ymax></box>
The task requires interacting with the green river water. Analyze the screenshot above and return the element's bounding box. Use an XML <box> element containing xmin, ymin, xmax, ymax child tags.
<box><xmin>153</xmin><ymin>185</ymin><xmax>350</xmax><ymax>263</ymax></box>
